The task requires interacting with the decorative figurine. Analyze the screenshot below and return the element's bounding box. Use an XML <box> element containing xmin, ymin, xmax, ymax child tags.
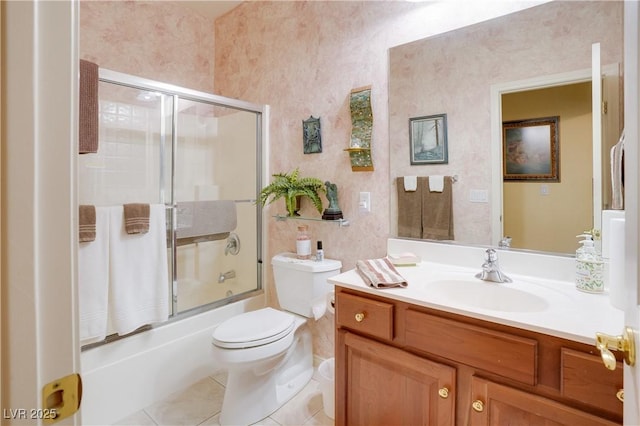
<box><xmin>303</xmin><ymin>116</ymin><xmax>322</xmax><ymax>154</ymax></box>
<box><xmin>322</xmin><ymin>181</ymin><xmax>343</xmax><ymax>220</ymax></box>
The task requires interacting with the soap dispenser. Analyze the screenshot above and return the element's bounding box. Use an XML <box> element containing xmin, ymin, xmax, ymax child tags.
<box><xmin>575</xmin><ymin>234</ymin><xmax>604</xmax><ymax>293</ymax></box>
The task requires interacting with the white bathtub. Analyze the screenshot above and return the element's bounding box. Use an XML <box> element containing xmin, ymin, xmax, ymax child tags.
<box><xmin>80</xmin><ymin>295</ymin><xmax>264</xmax><ymax>425</ymax></box>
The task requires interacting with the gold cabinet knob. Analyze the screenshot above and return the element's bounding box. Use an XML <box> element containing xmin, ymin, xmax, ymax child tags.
<box><xmin>438</xmin><ymin>387</ymin><xmax>449</xmax><ymax>399</ymax></box>
<box><xmin>616</xmin><ymin>389</ymin><xmax>624</xmax><ymax>402</ymax></box>
<box><xmin>595</xmin><ymin>326</ymin><xmax>636</xmax><ymax>370</ymax></box>
<box><xmin>355</xmin><ymin>312</ymin><xmax>365</xmax><ymax>322</ymax></box>
<box><xmin>472</xmin><ymin>400</ymin><xmax>484</xmax><ymax>412</ymax></box>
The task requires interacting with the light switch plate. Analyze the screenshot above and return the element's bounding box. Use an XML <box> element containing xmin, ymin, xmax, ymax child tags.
<box><xmin>359</xmin><ymin>192</ymin><xmax>371</xmax><ymax>212</ymax></box>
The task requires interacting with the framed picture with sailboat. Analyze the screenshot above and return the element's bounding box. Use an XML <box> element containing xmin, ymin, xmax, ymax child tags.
<box><xmin>409</xmin><ymin>114</ymin><xmax>448</xmax><ymax>165</ymax></box>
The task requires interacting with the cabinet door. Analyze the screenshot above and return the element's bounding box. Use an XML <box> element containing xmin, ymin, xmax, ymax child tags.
<box><xmin>341</xmin><ymin>331</ymin><xmax>455</xmax><ymax>426</ymax></box>
<box><xmin>469</xmin><ymin>377</ymin><xmax>620</xmax><ymax>426</ymax></box>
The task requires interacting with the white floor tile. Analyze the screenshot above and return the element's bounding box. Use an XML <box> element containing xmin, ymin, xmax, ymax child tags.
<box><xmin>269</xmin><ymin>379</ymin><xmax>324</xmax><ymax>426</ymax></box>
<box><xmin>112</xmin><ymin>374</ymin><xmax>334</xmax><ymax>426</ymax></box>
<box><xmin>144</xmin><ymin>377</ymin><xmax>225</xmax><ymax>426</ymax></box>
<box><xmin>112</xmin><ymin>410</ymin><xmax>157</xmax><ymax>425</ymax></box>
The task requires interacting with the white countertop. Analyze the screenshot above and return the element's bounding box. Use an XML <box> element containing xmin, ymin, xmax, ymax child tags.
<box><xmin>329</xmin><ymin>261</ymin><xmax>624</xmax><ymax>346</ymax></box>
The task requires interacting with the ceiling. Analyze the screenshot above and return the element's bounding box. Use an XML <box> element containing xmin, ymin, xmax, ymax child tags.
<box><xmin>178</xmin><ymin>1</ymin><xmax>243</xmax><ymax>20</ymax></box>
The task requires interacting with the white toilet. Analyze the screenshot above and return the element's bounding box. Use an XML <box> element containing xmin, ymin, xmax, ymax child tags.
<box><xmin>211</xmin><ymin>253</ymin><xmax>342</xmax><ymax>426</ymax></box>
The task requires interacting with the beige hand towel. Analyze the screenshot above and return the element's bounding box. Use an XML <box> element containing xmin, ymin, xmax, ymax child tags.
<box><xmin>123</xmin><ymin>203</ymin><xmax>150</xmax><ymax>234</ymax></box>
<box><xmin>79</xmin><ymin>59</ymin><xmax>99</xmax><ymax>154</ymax></box>
<box><xmin>79</xmin><ymin>205</ymin><xmax>97</xmax><ymax>242</ymax></box>
<box><xmin>422</xmin><ymin>176</ymin><xmax>454</xmax><ymax>240</ymax></box>
<box><xmin>397</xmin><ymin>176</ymin><xmax>423</xmax><ymax>238</ymax></box>
<box><xmin>356</xmin><ymin>258</ymin><xmax>408</xmax><ymax>288</ymax></box>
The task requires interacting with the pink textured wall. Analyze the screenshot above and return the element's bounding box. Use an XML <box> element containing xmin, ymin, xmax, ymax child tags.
<box><xmin>213</xmin><ymin>1</ymin><xmax>540</xmax><ymax>358</ymax></box>
<box><xmin>80</xmin><ymin>1</ymin><xmax>214</xmax><ymax>92</ymax></box>
<box><xmin>213</xmin><ymin>0</ymin><xmax>538</xmax><ymax>267</ymax></box>
<box><xmin>215</xmin><ymin>2</ymin><xmax>399</xmax><ymax>358</ymax></box>
<box><xmin>79</xmin><ymin>0</ymin><xmax>551</xmax><ymax>359</ymax></box>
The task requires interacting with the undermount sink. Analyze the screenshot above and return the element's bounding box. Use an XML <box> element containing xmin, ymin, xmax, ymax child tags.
<box><xmin>424</xmin><ymin>279</ymin><xmax>549</xmax><ymax>313</ymax></box>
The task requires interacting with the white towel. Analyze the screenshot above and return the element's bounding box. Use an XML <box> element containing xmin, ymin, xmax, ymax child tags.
<box><xmin>78</xmin><ymin>206</ymin><xmax>110</xmax><ymax>343</ymax></box>
<box><xmin>403</xmin><ymin>176</ymin><xmax>418</xmax><ymax>192</ymax></box>
<box><xmin>428</xmin><ymin>175</ymin><xmax>445</xmax><ymax>192</ymax></box>
<box><xmin>608</xmin><ymin>218</ymin><xmax>625</xmax><ymax>310</ymax></box>
<box><xmin>109</xmin><ymin>204</ymin><xmax>169</xmax><ymax>335</ymax></box>
<box><xmin>610</xmin><ymin>130</ymin><xmax>625</xmax><ymax>210</ymax></box>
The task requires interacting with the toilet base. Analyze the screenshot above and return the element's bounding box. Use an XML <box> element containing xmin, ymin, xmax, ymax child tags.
<box><xmin>218</xmin><ymin>321</ymin><xmax>313</xmax><ymax>426</ymax></box>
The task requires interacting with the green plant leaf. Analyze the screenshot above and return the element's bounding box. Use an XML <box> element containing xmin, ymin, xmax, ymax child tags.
<box><xmin>258</xmin><ymin>168</ymin><xmax>325</xmax><ymax>216</ymax></box>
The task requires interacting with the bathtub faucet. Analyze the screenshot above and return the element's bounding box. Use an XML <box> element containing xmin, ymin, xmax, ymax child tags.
<box><xmin>475</xmin><ymin>248</ymin><xmax>512</xmax><ymax>283</ymax></box>
<box><xmin>218</xmin><ymin>270</ymin><xmax>236</xmax><ymax>283</ymax></box>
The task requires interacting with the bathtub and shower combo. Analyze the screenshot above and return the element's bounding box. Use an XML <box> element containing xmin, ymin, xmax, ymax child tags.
<box><xmin>78</xmin><ymin>68</ymin><xmax>269</xmax><ymax>424</ymax></box>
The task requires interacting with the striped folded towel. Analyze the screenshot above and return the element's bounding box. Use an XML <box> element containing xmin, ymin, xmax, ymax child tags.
<box><xmin>356</xmin><ymin>258</ymin><xmax>408</xmax><ymax>288</ymax></box>
<box><xmin>79</xmin><ymin>205</ymin><xmax>96</xmax><ymax>242</ymax></box>
<box><xmin>123</xmin><ymin>203</ymin><xmax>150</xmax><ymax>234</ymax></box>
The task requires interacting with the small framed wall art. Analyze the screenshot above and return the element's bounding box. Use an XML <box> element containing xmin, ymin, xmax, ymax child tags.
<box><xmin>303</xmin><ymin>116</ymin><xmax>322</xmax><ymax>154</ymax></box>
<box><xmin>502</xmin><ymin>116</ymin><xmax>559</xmax><ymax>181</ymax></box>
<box><xmin>409</xmin><ymin>114</ymin><xmax>448</xmax><ymax>165</ymax></box>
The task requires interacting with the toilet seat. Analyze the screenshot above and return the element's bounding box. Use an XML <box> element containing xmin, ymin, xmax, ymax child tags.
<box><xmin>212</xmin><ymin>307</ymin><xmax>295</xmax><ymax>349</ymax></box>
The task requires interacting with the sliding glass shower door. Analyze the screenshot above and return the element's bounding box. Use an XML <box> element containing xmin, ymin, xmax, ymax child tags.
<box><xmin>78</xmin><ymin>70</ymin><xmax>264</xmax><ymax>345</ymax></box>
<box><xmin>173</xmin><ymin>100</ymin><xmax>260</xmax><ymax>313</ymax></box>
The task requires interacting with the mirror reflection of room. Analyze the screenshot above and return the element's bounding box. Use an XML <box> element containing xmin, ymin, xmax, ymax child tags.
<box><xmin>389</xmin><ymin>1</ymin><xmax>623</xmax><ymax>254</ymax></box>
<box><xmin>502</xmin><ymin>83</ymin><xmax>593</xmax><ymax>253</ymax></box>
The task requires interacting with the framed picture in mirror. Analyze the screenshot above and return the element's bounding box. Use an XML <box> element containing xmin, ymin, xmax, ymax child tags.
<box><xmin>503</xmin><ymin>116</ymin><xmax>559</xmax><ymax>181</ymax></box>
<box><xmin>409</xmin><ymin>114</ymin><xmax>448</xmax><ymax>165</ymax></box>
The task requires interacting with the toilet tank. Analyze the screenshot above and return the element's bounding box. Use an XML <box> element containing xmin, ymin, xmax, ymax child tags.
<box><xmin>271</xmin><ymin>253</ymin><xmax>342</xmax><ymax>318</ymax></box>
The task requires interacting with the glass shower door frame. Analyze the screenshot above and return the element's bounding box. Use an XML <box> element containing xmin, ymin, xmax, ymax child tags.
<box><xmin>97</xmin><ymin>68</ymin><xmax>267</xmax><ymax>320</ymax></box>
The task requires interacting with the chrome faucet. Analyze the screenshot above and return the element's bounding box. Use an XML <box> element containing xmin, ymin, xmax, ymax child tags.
<box><xmin>475</xmin><ymin>248</ymin><xmax>512</xmax><ymax>283</ymax></box>
<box><xmin>218</xmin><ymin>270</ymin><xmax>236</xmax><ymax>283</ymax></box>
<box><xmin>498</xmin><ymin>236</ymin><xmax>512</xmax><ymax>249</ymax></box>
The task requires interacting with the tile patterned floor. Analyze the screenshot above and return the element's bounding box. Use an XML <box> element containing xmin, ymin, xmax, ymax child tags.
<box><xmin>113</xmin><ymin>368</ymin><xmax>335</xmax><ymax>426</ymax></box>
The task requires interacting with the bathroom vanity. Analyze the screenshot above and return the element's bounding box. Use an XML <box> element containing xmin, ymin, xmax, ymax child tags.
<box><xmin>330</xmin><ymin>240</ymin><xmax>624</xmax><ymax>425</ymax></box>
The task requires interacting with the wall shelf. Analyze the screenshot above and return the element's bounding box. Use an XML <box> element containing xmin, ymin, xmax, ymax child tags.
<box><xmin>274</xmin><ymin>214</ymin><xmax>350</xmax><ymax>227</ymax></box>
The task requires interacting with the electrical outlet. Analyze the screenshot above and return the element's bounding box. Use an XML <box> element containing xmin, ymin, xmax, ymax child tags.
<box><xmin>540</xmin><ymin>184</ymin><xmax>550</xmax><ymax>195</ymax></box>
<box><xmin>469</xmin><ymin>189</ymin><xmax>489</xmax><ymax>203</ymax></box>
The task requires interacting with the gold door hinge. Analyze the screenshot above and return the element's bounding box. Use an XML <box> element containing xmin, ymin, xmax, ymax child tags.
<box><xmin>42</xmin><ymin>373</ymin><xmax>82</xmax><ymax>424</ymax></box>
<box><xmin>602</xmin><ymin>100</ymin><xmax>608</xmax><ymax>114</ymax></box>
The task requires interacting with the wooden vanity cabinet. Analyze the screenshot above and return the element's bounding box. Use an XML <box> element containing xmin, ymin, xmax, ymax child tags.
<box><xmin>339</xmin><ymin>331</ymin><xmax>455</xmax><ymax>425</ymax></box>
<box><xmin>335</xmin><ymin>287</ymin><xmax>623</xmax><ymax>426</ymax></box>
<box><xmin>469</xmin><ymin>377</ymin><xmax>619</xmax><ymax>426</ymax></box>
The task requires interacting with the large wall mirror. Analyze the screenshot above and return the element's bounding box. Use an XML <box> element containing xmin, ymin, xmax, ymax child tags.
<box><xmin>389</xmin><ymin>1</ymin><xmax>623</xmax><ymax>254</ymax></box>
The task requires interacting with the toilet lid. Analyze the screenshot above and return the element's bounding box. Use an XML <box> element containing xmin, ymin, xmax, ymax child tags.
<box><xmin>212</xmin><ymin>307</ymin><xmax>296</xmax><ymax>349</ymax></box>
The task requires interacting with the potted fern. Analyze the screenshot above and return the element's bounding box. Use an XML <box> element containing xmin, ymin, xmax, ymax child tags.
<box><xmin>259</xmin><ymin>168</ymin><xmax>325</xmax><ymax>216</ymax></box>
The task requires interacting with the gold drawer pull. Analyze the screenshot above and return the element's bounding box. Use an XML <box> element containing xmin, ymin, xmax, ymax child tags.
<box><xmin>616</xmin><ymin>389</ymin><xmax>624</xmax><ymax>402</ymax></box>
<box><xmin>472</xmin><ymin>400</ymin><xmax>484</xmax><ymax>412</ymax></box>
<box><xmin>438</xmin><ymin>387</ymin><xmax>449</xmax><ymax>399</ymax></box>
<box><xmin>355</xmin><ymin>312</ymin><xmax>365</xmax><ymax>322</ymax></box>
